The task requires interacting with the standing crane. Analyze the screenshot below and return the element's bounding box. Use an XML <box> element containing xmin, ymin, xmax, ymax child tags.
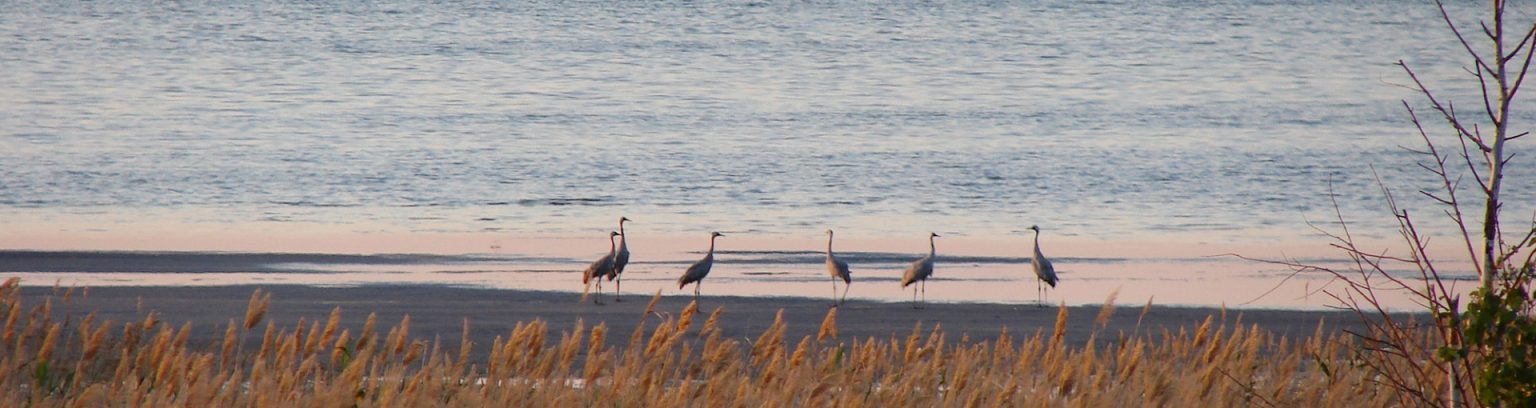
<box><xmin>900</xmin><ymin>232</ymin><xmax>940</xmax><ymax>309</ymax></box>
<box><xmin>677</xmin><ymin>231</ymin><xmax>724</xmax><ymax>301</ymax></box>
<box><xmin>607</xmin><ymin>216</ymin><xmax>632</xmax><ymax>302</ymax></box>
<box><xmin>581</xmin><ymin>231</ymin><xmax>621</xmax><ymax>305</ymax></box>
<box><xmin>1029</xmin><ymin>225</ymin><xmax>1059</xmax><ymax>306</ymax></box>
<box><xmin>825</xmin><ymin>229</ymin><xmax>852</xmax><ymax>307</ymax></box>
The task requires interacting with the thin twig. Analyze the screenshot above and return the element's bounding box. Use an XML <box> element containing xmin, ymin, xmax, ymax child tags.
<box><xmin>1436</xmin><ymin>0</ymin><xmax>1495</xmax><ymax>76</ymax></box>
<box><xmin>1216</xmin><ymin>368</ymin><xmax>1278</xmax><ymax>408</ymax></box>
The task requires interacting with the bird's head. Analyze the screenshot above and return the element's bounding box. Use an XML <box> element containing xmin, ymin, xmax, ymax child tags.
<box><xmin>620</xmin><ymin>216</ymin><xmax>631</xmax><ymax>224</ymax></box>
<box><xmin>826</xmin><ymin>229</ymin><xmax>834</xmax><ymax>235</ymax></box>
<box><xmin>711</xmin><ymin>231</ymin><xmax>724</xmax><ymax>238</ymax></box>
<box><xmin>1028</xmin><ymin>225</ymin><xmax>1040</xmax><ymax>232</ymax></box>
<box><xmin>930</xmin><ymin>232</ymin><xmax>940</xmax><ymax>238</ymax></box>
<box><xmin>610</xmin><ymin>231</ymin><xmax>621</xmax><ymax>237</ymax></box>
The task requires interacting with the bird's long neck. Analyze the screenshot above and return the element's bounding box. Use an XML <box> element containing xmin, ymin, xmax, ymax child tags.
<box><xmin>707</xmin><ymin>236</ymin><xmax>717</xmax><ymax>257</ymax></box>
<box><xmin>826</xmin><ymin>233</ymin><xmax>834</xmax><ymax>255</ymax></box>
<box><xmin>1032</xmin><ymin>231</ymin><xmax>1043</xmax><ymax>257</ymax></box>
<box><xmin>928</xmin><ymin>236</ymin><xmax>936</xmax><ymax>256</ymax></box>
<box><xmin>618</xmin><ymin>222</ymin><xmax>628</xmax><ymax>248</ymax></box>
<box><xmin>609</xmin><ymin>235</ymin><xmax>617</xmax><ymax>254</ymax></box>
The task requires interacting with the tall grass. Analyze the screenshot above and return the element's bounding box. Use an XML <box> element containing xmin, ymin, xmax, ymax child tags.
<box><xmin>0</xmin><ymin>277</ymin><xmax>1429</xmax><ymax>406</ymax></box>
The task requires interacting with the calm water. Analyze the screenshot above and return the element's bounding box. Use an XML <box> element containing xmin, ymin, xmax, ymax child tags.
<box><xmin>1</xmin><ymin>1</ymin><xmax>1531</xmax><ymax>308</ymax></box>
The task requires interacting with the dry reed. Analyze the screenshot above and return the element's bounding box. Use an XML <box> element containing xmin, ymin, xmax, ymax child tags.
<box><xmin>0</xmin><ymin>279</ymin><xmax>1423</xmax><ymax>406</ymax></box>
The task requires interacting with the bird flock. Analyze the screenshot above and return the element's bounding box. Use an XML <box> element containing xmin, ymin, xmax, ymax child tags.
<box><xmin>581</xmin><ymin>216</ymin><xmax>1060</xmax><ymax>308</ymax></box>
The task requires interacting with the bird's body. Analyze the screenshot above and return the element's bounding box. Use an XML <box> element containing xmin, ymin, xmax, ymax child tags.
<box><xmin>898</xmin><ymin>256</ymin><xmax>933</xmax><ymax>288</ymax></box>
<box><xmin>608</xmin><ymin>217</ymin><xmax>631</xmax><ymax>301</ymax></box>
<box><xmin>825</xmin><ymin>229</ymin><xmax>852</xmax><ymax>306</ymax></box>
<box><xmin>900</xmin><ymin>233</ymin><xmax>939</xmax><ymax>308</ymax></box>
<box><xmin>677</xmin><ymin>232</ymin><xmax>723</xmax><ymax>300</ymax></box>
<box><xmin>582</xmin><ymin>231</ymin><xmax>621</xmax><ymax>304</ymax></box>
<box><xmin>1029</xmin><ymin>225</ymin><xmax>1059</xmax><ymax>305</ymax></box>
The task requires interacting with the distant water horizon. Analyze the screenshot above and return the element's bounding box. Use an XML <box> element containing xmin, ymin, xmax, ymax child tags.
<box><xmin>0</xmin><ymin>0</ymin><xmax>1526</xmax><ymax>309</ymax></box>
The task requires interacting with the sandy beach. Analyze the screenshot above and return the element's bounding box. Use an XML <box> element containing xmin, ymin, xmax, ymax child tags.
<box><xmin>27</xmin><ymin>284</ymin><xmax>1383</xmax><ymax>361</ymax></box>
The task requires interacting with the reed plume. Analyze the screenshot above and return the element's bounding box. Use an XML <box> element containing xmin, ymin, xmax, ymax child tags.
<box><xmin>0</xmin><ymin>282</ymin><xmax>1422</xmax><ymax>406</ymax></box>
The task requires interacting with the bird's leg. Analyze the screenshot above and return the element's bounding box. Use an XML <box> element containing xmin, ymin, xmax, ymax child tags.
<box><xmin>614</xmin><ymin>277</ymin><xmax>622</xmax><ymax>303</ymax></box>
<box><xmin>831</xmin><ymin>278</ymin><xmax>839</xmax><ymax>307</ymax></box>
<box><xmin>841</xmin><ymin>282</ymin><xmax>850</xmax><ymax>306</ymax></box>
<box><xmin>1038</xmin><ymin>281</ymin><xmax>1047</xmax><ymax>308</ymax></box>
<box><xmin>911</xmin><ymin>286</ymin><xmax>918</xmax><ymax>309</ymax></box>
<box><xmin>595</xmin><ymin>280</ymin><xmax>606</xmax><ymax>305</ymax></box>
<box><xmin>921</xmin><ymin>281</ymin><xmax>927</xmax><ymax>308</ymax></box>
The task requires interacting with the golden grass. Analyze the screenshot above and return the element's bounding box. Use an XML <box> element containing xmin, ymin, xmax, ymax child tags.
<box><xmin>0</xmin><ymin>277</ymin><xmax>1436</xmax><ymax>406</ymax></box>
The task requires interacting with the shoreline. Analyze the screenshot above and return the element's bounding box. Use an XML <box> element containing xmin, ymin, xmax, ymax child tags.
<box><xmin>0</xmin><ymin>248</ymin><xmax>1463</xmax><ymax>311</ymax></box>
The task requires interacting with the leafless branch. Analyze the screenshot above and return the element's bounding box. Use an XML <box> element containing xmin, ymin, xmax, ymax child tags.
<box><xmin>1217</xmin><ymin>252</ymin><xmax>1326</xmax><ymax>306</ymax></box>
<box><xmin>1479</xmin><ymin>63</ymin><xmax>1498</xmax><ymax>126</ymax></box>
<box><xmin>1401</xmin><ymin>62</ymin><xmax>1487</xmax><ymax>149</ymax></box>
<box><xmin>1451</xmin><ymin>119</ymin><xmax>1489</xmax><ymax>191</ymax></box>
<box><xmin>1406</xmin><ymin>104</ymin><xmax>1483</xmax><ymax>276</ymax></box>
<box><xmin>1507</xmin><ymin>23</ymin><xmax>1536</xmax><ymax>99</ymax></box>
<box><xmin>1437</xmin><ymin>0</ymin><xmax>1496</xmax><ymax>76</ymax></box>
<box><xmin>1523</xmin><ymin>229</ymin><xmax>1536</xmax><ymax>269</ymax></box>
<box><xmin>1500</xmin><ymin>213</ymin><xmax>1536</xmax><ymax>268</ymax></box>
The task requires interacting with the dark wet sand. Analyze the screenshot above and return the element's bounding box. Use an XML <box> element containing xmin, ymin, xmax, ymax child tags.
<box><xmin>24</xmin><ymin>285</ymin><xmax>1390</xmax><ymax>360</ymax></box>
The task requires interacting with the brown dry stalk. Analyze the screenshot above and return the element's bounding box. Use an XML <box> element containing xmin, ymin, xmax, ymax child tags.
<box><xmin>675</xmin><ymin>301</ymin><xmax>698</xmax><ymax>334</ymax></box>
<box><xmin>816</xmin><ymin>307</ymin><xmax>837</xmax><ymax>342</ymax></box>
<box><xmin>641</xmin><ymin>289</ymin><xmax>662</xmax><ymax>320</ymax></box>
<box><xmin>242</xmin><ymin>289</ymin><xmax>269</xmax><ymax>330</ymax></box>
<box><xmin>0</xmin><ymin>284</ymin><xmax>1430</xmax><ymax>406</ymax></box>
<box><xmin>1051</xmin><ymin>303</ymin><xmax>1069</xmax><ymax>348</ymax></box>
<box><xmin>1097</xmin><ymin>288</ymin><xmax>1120</xmax><ymax>329</ymax></box>
<box><xmin>36</xmin><ymin>323</ymin><xmax>60</xmax><ymax>362</ymax></box>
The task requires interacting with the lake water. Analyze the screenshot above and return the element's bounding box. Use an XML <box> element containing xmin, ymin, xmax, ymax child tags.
<box><xmin>1</xmin><ymin>1</ymin><xmax>1531</xmax><ymax>309</ymax></box>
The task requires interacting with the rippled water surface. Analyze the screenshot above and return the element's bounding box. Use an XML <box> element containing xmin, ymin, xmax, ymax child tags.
<box><xmin>1</xmin><ymin>1</ymin><xmax>1532</xmax><ymax>307</ymax></box>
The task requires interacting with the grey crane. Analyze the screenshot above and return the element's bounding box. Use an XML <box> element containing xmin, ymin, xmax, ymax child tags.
<box><xmin>606</xmin><ymin>216</ymin><xmax>632</xmax><ymax>302</ymax></box>
<box><xmin>582</xmin><ymin>231</ymin><xmax>621</xmax><ymax>305</ymax></box>
<box><xmin>1029</xmin><ymin>225</ymin><xmax>1059</xmax><ymax>306</ymax></box>
<box><xmin>899</xmin><ymin>232</ymin><xmax>940</xmax><ymax>309</ymax></box>
<box><xmin>825</xmin><ymin>229</ymin><xmax>852</xmax><ymax>307</ymax></box>
<box><xmin>677</xmin><ymin>231</ymin><xmax>723</xmax><ymax>301</ymax></box>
